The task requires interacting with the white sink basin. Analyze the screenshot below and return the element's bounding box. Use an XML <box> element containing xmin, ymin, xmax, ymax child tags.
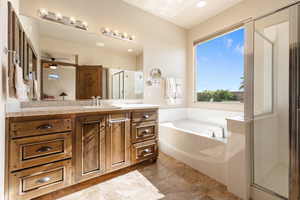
<box><xmin>111</xmin><ymin>104</ymin><xmax>158</xmax><ymax>108</ymax></box>
<box><xmin>82</xmin><ymin>105</ymin><xmax>121</xmax><ymax>109</ymax></box>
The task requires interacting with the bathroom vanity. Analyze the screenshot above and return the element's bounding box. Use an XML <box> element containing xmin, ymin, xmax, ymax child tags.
<box><xmin>5</xmin><ymin>105</ymin><xmax>159</xmax><ymax>200</ymax></box>
<box><xmin>5</xmin><ymin>2</ymin><xmax>157</xmax><ymax>200</ymax></box>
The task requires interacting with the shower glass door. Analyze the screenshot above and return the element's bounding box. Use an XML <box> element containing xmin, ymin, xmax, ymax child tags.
<box><xmin>251</xmin><ymin>4</ymin><xmax>299</xmax><ymax>199</ymax></box>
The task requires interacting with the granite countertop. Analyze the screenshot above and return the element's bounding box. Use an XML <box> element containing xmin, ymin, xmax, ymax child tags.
<box><xmin>6</xmin><ymin>104</ymin><xmax>160</xmax><ymax>118</ymax></box>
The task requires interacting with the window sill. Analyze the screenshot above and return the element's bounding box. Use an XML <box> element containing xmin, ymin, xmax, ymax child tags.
<box><xmin>190</xmin><ymin>101</ymin><xmax>244</xmax><ymax>112</ymax></box>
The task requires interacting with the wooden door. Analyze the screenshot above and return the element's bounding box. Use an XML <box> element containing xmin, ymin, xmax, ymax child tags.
<box><xmin>106</xmin><ymin>113</ymin><xmax>131</xmax><ymax>172</ymax></box>
<box><xmin>76</xmin><ymin>65</ymin><xmax>103</xmax><ymax>99</ymax></box>
<box><xmin>75</xmin><ymin>115</ymin><xmax>106</xmax><ymax>182</ymax></box>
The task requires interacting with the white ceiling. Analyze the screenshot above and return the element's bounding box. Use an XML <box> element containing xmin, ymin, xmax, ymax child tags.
<box><xmin>122</xmin><ymin>0</ymin><xmax>244</xmax><ymax>29</ymax></box>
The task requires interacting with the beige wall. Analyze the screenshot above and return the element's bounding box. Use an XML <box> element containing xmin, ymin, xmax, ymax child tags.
<box><xmin>187</xmin><ymin>0</ymin><xmax>298</xmax><ymax>111</ymax></box>
<box><xmin>40</xmin><ymin>37</ymin><xmax>139</xmax><ymax>70</ymax></box>
<box><xmin>20</xmin><ymin>0</ymin><xmax>188</xmax><ymax>108</ymax></box>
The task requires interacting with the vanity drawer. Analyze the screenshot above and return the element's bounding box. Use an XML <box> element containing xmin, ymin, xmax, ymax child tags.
<box><xmin>132</xmin><ymin>121</ymin><xmax>157</xmax><ymax>143</ymax></box>
<box><xmin>9</xmin><ymin>160</ymin><xmax>72</xmax><ymax>200</ymax></box>
<box><xmin>10</xmin><ymin>132</ymin><xmax>72</xmax><ymax>171</ymax></box>
<box><xmin>132</xmin><ymin>110</ymin><xmax>158</xmax><ymax>123</ymax></box>
<box><xmin>10</xmin><ymin>118</ymin><xmax>72</xmax><ymax>138</ymax></box>
<box><xmin>132</xmin><ymin>140</ymin><xmax>158</xmax><ymax>164</ymax></box>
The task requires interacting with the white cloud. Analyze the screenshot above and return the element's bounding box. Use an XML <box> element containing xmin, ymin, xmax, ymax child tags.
<box><xmin>235</xmin><ymin>44</ymin><xmax>244</xmax><ymax>55</ymax></box>
<box><xmin>225</xmin><ymin>39</ymin><xmax>233</xmax><ymax>48</ymax></box>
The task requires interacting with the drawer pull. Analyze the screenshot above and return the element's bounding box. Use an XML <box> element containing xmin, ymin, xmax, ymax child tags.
<box><xmin>109</xmin><ymin>119</ymin><xmax>129</xmax><ymax>124</ymax></box>
<box><xmin>142</xmin><ymin>129</ymin><xmax>150</xmax><ymax>135</ymax></box>
<box><xmin>143</xmin><ymin>115</ymin><xmax>150</xmax><ymax>119</ymax></box>
<box><xmin>36</xmin><ymin>177</ymin><xmax>51</xmax><ymax>184</ymax></box>
<box><xmin>36</xmin><ymin>146</ymin><xmax>53</xmax><ymax>153</ymax></box>
<box><xmin>142</xmin><ymin>148</ymin><xmax>151</xmax><ymax>155</ymax></box>
<box><xmin>36</xmin><ymin>124</ymin><xmax>53</xmax><ymax>130</ymax></box>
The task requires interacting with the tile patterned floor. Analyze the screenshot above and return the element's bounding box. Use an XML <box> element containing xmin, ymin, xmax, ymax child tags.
<box><xmin>58</xmin><ymin>152</ymin><xmax>240</xmax><ymax>200</ymax></box>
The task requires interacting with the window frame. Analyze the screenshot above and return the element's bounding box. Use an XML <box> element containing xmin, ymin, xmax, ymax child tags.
<box><xmin>193</xmin><ymin>25</ymin><xmax>245</xmax><ymax>109</ymax></box>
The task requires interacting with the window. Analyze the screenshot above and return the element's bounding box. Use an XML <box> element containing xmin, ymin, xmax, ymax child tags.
<box><xmin>194</xmin><ymin>28</ymin><xmax>244</xmax><ymax>103</ymax></box>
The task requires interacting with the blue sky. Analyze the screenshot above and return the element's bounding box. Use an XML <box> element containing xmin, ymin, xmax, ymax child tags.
<box><xmin>195</xmin><ymin>28</ymin><xmax>244</xmax><ymax>92</ymax></box>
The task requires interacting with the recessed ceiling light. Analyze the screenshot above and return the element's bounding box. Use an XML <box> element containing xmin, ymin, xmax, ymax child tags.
<box><xmin>128</xmin><ymin>49</ymin><xmax>133</xmax><ymax>52</ymax></box>
<box><xmin>96</xmin><ymin>42</ymin><xmax>105</xmax><ymax>47</ymax></box>
<box><xmin>197</xmin><ymin>1</ymin><xmax>207</xmax><ymax>8</ymax></box>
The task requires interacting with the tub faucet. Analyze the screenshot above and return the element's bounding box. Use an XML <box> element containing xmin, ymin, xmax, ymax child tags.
<box><xmin>221</xmin><ymin>127</ymin><xmax>226</xmax><ymax>139</ymax></box>
<box><xmin>211</xmin><ymin>131</ymin><xmax>216</xmax><ymax>138</ymax></box>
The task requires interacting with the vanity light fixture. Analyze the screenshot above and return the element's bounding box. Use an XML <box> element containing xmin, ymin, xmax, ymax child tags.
<box><xmin>197</xmin><ymin>0</ymin><xmax>207</xmax><ymax>8</ymax></box>
<box><xmin>101</xmin><ymin>28</ymin><xmax>135</xmax><ymax>42</ymax></box>
<box><xmin>38</xmin><ymin>9</ymin><xmax>88</xmax><ymax>30</ymax></box>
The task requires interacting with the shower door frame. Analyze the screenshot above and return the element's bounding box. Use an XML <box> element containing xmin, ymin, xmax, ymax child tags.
<box><xmin>244</xmin><ymin>2</ymin><xmax>300</xmax><ymax>200</ymax></box>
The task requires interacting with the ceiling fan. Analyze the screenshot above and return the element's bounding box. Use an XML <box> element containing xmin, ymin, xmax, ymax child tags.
<box><xmin>42</xmin><ymin>53</ymin><xmax>72</xmax><ymax>69</ymax></box>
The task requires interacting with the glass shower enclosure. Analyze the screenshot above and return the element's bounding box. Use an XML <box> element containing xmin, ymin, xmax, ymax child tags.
<box><xmin>246</xmin><ymin>3</ymin><xmax>300</xmax><ymax>200</ymax></box>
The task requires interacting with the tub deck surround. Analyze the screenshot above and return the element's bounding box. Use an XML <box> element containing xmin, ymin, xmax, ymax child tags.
<box><xmin>5</xmin><ymin>104</ymin><xmax>159</xmax><ymax>200</ymax></box>
<box><xmin>158</xmin><ymin>108</ymin><xmax>246</xmax><ymax>199</ymax></box>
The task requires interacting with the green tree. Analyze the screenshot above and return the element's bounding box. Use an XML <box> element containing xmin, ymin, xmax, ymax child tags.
<box><xmin>197</xmin><ymin>90</ymin><xmax>237</xmax><ymax>102</ymax></box>
<box><xmin>239</xmin><ymin>77</ymin><xmax>245</xmax><ymax>90</ymax></box>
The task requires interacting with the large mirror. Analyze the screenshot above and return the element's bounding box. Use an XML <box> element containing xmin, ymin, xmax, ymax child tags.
<box><xmin>20</xmin><ymin>15</ymin><xmax>144</xmax><ymax>101</ymax></box>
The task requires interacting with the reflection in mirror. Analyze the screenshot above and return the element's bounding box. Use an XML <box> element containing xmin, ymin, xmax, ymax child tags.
<box><xmin>20</xmin><ymin>15</ymin><xmax>144</xmax><ymax>101</ymax></box>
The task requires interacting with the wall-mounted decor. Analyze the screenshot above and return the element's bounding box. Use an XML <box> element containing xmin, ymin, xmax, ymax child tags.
<box><xmin>147</xmin><ymin>68</ymin><xmax>162</xmax><ymax>86</ymax></box>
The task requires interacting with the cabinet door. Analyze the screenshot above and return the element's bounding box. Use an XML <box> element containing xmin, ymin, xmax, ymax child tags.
<box><xmin>106</xmin><ymin>113</ymin><xmax>131</xmax><ymax>172</ymax></box>
<box><xmin>75</xmin><ymin>115</ymin><xmax>106</xmax><ymax>182</ymax></box>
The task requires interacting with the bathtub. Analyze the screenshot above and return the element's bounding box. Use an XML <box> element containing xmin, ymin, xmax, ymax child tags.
<box><xmin>159</xmin><ymin>120</ymin><xmax>228</xmax><ymax>184</ymax></box>
<box><xmin>158</xmin><ymin>108</ymin><xmax>244</xmax><ymax>186</ymax></box>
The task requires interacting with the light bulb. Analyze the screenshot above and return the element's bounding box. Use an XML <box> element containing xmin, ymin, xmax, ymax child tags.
<box><xmin>70</xmin><ymin>17</ymin><xmax>76</xmax><ymax>24</ymax></box>
<box><xmin>130</xmin><ymin>35</ymin><xmax>136</xmax><ymax>40</ymax></box>
<box><xmin>82</xmin><ymin>21</ymin><xmax>88</xmax><ymax>27</ymax></box>
<box><xmin>39</xmin><ymin>9</ymin><xmax>48</xmax><ymax>17</ymax></box>
<box><xmin>56</xmin><ymin>13</ymin><xmax>62</xmax><ymax>20</ymax></box>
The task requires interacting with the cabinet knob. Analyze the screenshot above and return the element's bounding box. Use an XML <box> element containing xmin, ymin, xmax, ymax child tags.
<box><xmin>143</xmin><ymin>114</ymin><xmax>150</xmax><ymax>119</ymax></box>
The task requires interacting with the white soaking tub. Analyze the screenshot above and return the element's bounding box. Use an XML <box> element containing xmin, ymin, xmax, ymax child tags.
<box><xmin>159</xmin><ymin>119</ymin><xmax>228</xmax><ymax>184</ymax></box>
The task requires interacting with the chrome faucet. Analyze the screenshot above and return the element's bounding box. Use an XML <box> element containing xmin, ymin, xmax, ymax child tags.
<box><xmin>96</xmin><ymin>96</ymin><xmax>102</xmax><ymax>107</ymax></box>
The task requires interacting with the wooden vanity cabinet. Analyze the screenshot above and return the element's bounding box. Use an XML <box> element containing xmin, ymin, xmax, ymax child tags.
<box><xmin>74</xmin><ymin>115</ymin><xmax>106</xmax><ymax>182</ymax></box>
<box><xmin>106</xmin><ymin>113</ymin><xmax>131</xmax><ymax>172</ymax></box>
<box><xmin>6</xmin><ymin>108</ymin><xmax>158</xmax><ymax>200</ymax></box>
